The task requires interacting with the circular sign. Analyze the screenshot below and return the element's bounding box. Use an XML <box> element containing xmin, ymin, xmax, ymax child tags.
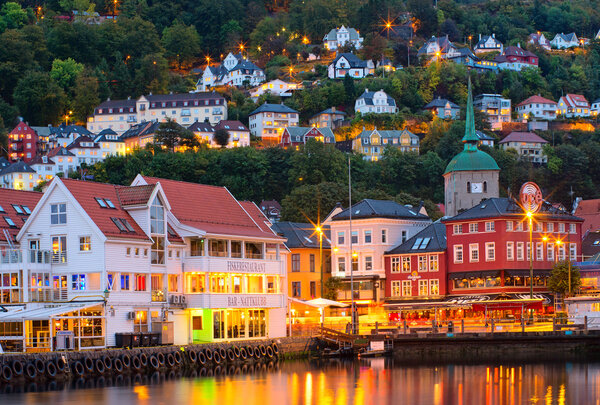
<box><xmin>520</xmin><ymin>182</ymin><xmax>543</xmax><ymax>213</ymax></box>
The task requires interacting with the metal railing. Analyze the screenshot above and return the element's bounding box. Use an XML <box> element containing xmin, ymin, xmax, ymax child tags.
<box><xmin>29</xmin><ymin>249</ymin><xmax>51</xmax><ymax>264</ymax></box>
<box><xmin>51</xmin><ymin>251</ymin><xmax>67</xmax><ymax>264</ymax></box>
<box><xmin>0</xmin><ymin>249</ymin><xmax>21</xmax><ymax>264</ymax></box>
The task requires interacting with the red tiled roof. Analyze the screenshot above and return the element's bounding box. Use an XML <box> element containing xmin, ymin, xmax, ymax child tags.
<box><xmin>574</xmin><ymin>199</ymin><xmax>600</xmax><ymax>233</ymax></box>
<box><xmin>517</xmin><ymin>95</ymin><xmax>557</xmax><ymax>107</ymax></box>
<box><xmin>116</xmin><ymin>184</ymin><xmax>156</xmax><ymax>206</ymax></box>
<box><xmin>499</xmin><ymin>132</ymin><xmax>548</xmax><ymax>144</ymax></box>
<box><xmin>61</xmin><ymin>179</ymin><xmax>150</xmax><ymax>241</ymax></box>
<box><xmin>561</xmin><ymin>94</ymin><xmax>590</xmax><ymax>108</ymax></box>
<box><xmin>0</xmin><ymin>189</ymin><xmax>42</xmax><ymax>243</ymax></box>
<box><xmin>141</xmin><ymin>176</ymin><xmax>282</xmax><ymax>239</ymax></box>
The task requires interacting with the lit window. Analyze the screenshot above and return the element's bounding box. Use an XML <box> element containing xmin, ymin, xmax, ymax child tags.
<box><xmin>79</xmin><ymin>236</ymin><xmax>91</xmax><ymax>251</ymax></box>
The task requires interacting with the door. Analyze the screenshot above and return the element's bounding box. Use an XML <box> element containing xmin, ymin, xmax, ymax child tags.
<box><xmin>53</xmin><ymin>275</ymin><xmax>68</xmax><ymax>301</ymax></box>
<box><xmin>29</xmin><ymin>240</ymin><xmax>40</xmax><ymax>263</ymax></box>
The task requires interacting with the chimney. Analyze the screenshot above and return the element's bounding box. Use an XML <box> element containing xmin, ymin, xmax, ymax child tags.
<box><xmin>492</xmin><ymin>33</ymin><xmax>495</xmax><ymax>38</ymax></box>
<box><xmin>517</xmin><ymin>42</ymin><xmax>521</xmax><ymax>48</ymax></box>
<box><xmin>479</xmin><ymin>33</ymin><xmax>481</xmax><ymax>40</ymax></box>
<box><xmin>127</xmin><ymin>96</ymin><xmax>131</xmax><ymax>100</ymax></box>
<box><xmin>365</xmin><ymin>88</ymin><xmax>368</xmax><ymax>93</ymax></box>
<box><xmin>332</xmin><ymin>106</ymin><xmax>336</xmax><ymax>112</ymax></box>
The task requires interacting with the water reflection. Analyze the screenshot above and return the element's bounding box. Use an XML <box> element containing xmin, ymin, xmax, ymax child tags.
<box><xmin>2</xmin><ymin>358</ymin><xmax>600</xmax><ymax>405</ymax></box>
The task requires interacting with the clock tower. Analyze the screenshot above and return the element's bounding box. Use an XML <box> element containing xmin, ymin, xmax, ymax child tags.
<box><xmin>443</xmin><ymin>79</ymin><xmax>500</xmax><ymax>217</ymax></box>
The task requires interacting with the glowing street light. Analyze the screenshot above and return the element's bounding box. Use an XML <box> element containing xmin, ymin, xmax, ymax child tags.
<box><xmin>315</xmin><ymin>225</ymin><xmax>324</xmax><ymax>298</ymax></box>
<box><xmin>302</xmin><ymin>36</ymin><xmax>309</xmax><ymax>45</ymax></box>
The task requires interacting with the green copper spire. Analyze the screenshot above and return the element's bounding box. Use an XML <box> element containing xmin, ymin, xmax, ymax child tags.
<box><xmin>462</xmin><ymin>76</ymin><xmax>479</xmax><ymax>151</ymax></box>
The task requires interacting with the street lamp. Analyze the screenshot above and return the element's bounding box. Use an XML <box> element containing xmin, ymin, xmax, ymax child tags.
<box><xmin>525</xmin><ymin>211</ymin><xmax>534</xmax><ymax>299</ymax></box>
<box><xmin>315</xmin><ymin>225</ymin><xmax>324</xmax><ymax>298</ymax></box>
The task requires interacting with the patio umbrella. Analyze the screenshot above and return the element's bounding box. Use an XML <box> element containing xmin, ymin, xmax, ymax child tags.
<box><xmin>305</xmin><ymin>298</ymin><xmax>349</xmax><ymax>325</ymax></box>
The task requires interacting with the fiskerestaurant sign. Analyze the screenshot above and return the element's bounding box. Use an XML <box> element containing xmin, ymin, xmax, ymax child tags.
<box><xmin>226</xmin><ymin>261</ymin><xmax>266</xmax><ymax>273</ymax></box>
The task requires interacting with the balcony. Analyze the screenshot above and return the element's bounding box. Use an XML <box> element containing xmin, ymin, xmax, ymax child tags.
<box><xmin>183</xmin><ymin>255</ymin><xmax>284</xmax><ymax>275</ymax></box>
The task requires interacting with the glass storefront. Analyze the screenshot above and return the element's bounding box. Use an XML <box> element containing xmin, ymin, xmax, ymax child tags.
<box><xmin>212</xmin><ymin>309</ymin><xmax>267</xmax><ymax>340</ymax></box>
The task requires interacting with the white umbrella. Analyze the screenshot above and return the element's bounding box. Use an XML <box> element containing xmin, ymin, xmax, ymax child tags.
<box><xmin>304</xmin><ymin>298</ymin><xmax>348</xmax><ymax>326</ymax></box>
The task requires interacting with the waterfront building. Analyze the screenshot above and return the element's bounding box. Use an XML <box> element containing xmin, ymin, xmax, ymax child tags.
<box><xmin>328</xmin><ymin>199</ymin><xmax>431</xmax><ymax>304</ymax></box>
<box><xmin>0</xmin><ymin>175</ymin><xmax>287</xmax><ymax>352</ymax></box>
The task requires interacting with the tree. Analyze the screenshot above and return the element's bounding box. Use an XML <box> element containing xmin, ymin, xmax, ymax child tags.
<box><xmin>0</xmin><ymin>96</ymin><xmax>18</xmax><ymax>128</ymax></box>
<box><xmin>280</xmin><ymin>181</ymin><xmax>347</xmax><ymax>223</ymax></box>
<box><xmin>13</xmin><ymin>71</ymin><xmax>66</xmax><ymax>125</ymax></box>
<box><xmin>50</xmin><ymin>58</ymin><xmax>84</xmax><ymax>91</ymax></box>
<box><xmin>154</xmin><ymin>118</ymin><xmax>198</xmax><ymax>151</ymax></box>
<box><xmin>73</xmin><ymin>71</ymin><xmax>100</xmax><ymax>123</ymax></box>
<box><xmin>324</xmin><ymin>277</ymin><xmax>342</xmax><ymax>300</ymax></box>
<box><xmin>547</xmin><ymin>261</ymin><xmax>581</xmax><ymax>307</ymax></box>
<box><xmin>213</xmin><ymin>128</ymin><xmax>230</xmax><ymax>148</ymax></box>
<box><xmin>0</xmin><ymin>3</ymin><xmax>28</xmax><ymax>31</ymax></box>
<box><xmin>162</xmin><ymin>22</ymin><xmax>201</xmax><ymax>70</ymax></box>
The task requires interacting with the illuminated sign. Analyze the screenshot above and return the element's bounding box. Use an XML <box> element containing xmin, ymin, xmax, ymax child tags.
<box><xmin>519</xmin><ymin>182</ymin><xmax>543</xmax><ymax>213</ymax></box>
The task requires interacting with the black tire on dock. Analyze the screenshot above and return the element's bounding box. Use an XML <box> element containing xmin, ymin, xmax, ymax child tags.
<box><xmin>1</xmin><ymin>365</ymin><xmax>13</xmax><ymax>382</ymax></box>
<box><xmin>95</xmin><ymin>359</ymin><xmax>105</xmax><ymax>374</ymax></box>
<box><xmin>84</xmin><ymin>357</ymin><xmax>94</xmax><ymax>373</ymax></box>
<box><xmin>121</xmin><ymin>354</ymin><xmax>131</xmax><ymax>369</ymax></box>
<box><xmin>174</xmin><ymin>351</ymin><xmax>182</xmax><ymax>365</ymax></box>
<box><xmin>246</xmin><ymin>346</ymin><xmax>254</xmax><ymax>358</ymax></box>
<box><xmin>46</xmin><ymin>361</ymin><xmax>58</xmax><ymax>378</ymax></box>
<box><xmin>56</xmin><ymin>357</ymin><xmax>66</xmax><ymax>372</ymax></box>
<box><xmin>239</xmin><ymin>347</ymin><xmax>248</xmax><ymax>360</ymax></box>
<box><xmin>132</xmin><ymin>356</ymin><xmax>141</xmax><ymax>371</ymax></box>
<box><xmin>25</xmin><ymin>363</ymin><xmax>37</xmax><ymax>380</ymax></box>
<box><xmin>233</xmin><ymin>346</ymin><xmax>241</xmax><ymax>358</ymax></box>
<box><xmin>149</xmin><ymin>355</ymin><xmax>160</xmax><ymax>370</ymax></box>
<box><xmin>102</xmin><ymin>356</ymin><xmax>112</xmax><ymax>371</ymax></box>
<box><xmin>11</xmin><ymin>360</ymin><xmax>23</xmax><ymax>377</ymax></box>
<box><xmin>198</xmin><ymin>351</ymin><xmax>207</xmax><ymax>365</ymax></box>
<box><xmin>266</xmin><ymin>346</ymin><xmax>274</xmax><ymax>358</ymax></box>
<box><xmin>188</xmin><ymin>350</ymin><xmax>197</xmax><ymax>363</ymax></box>
<box><xmin>73</xmin><ymin>361</ymin><xmax>85</xmax><ymax>377</ymax></box>
<box><xmin>140</xmin><ymin>353</ymin><xmax>148</xmax><ymax>367</ymax></box>
<box><xmin>213</xmin><ymin>350</ymin><xmax>222</xmax><ymax>364</ymax></box>
<box><xmin>219</xmin><ymin>347</ymin><xmax>226</xmax><ymax>360</ymax></box>
<box><xmin>259</xmin><ymin>345</ymin><xmax>267</xmax><ymax>357</ymax></box>
<box><xmin>204</xmin><ymin>349</ymin><xmax>213</xmax><ymax>362</ymax></box>
<box><xmin>35</xmin><ymin>359</ymin><xmax>45</xmax><ymax>374</ymax></box>
<box><xmin>227</xmin><ymin>348</ymin><xmax>235</xmax><ymax>362</ymax></box>
<box><xmin>166</xmin><ymin>353</ymin><xmax>175</xmax><ymax>368</ymax></box>
<box><xmin>272</xmin><ymin>343</ymin><xmax>279</xmax><ymax>355</ymax></box>
<box><xmin>157</xmin><ymin>352</ymin><xmax>165</xmax><ymax>366</ymax></box>
<box><xmin>113</xmin><ymin>358</ymin><xmax>124</xmax><ymax>374</ymax></box>
<box><xmin>254</xmin><ymin>348</ymin><xmax>262</xmax><ymax>359</ymax></box>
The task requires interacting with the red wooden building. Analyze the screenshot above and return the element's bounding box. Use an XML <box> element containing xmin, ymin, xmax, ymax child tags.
<box><xmin>8</xmin><ymin>121</ymin><xmax>38</xmax><ymax>162</ymax></box>
<box><xmin>279</xmin><ymin>126</ymin><xmax>335</xmax><ymax>148</ymax></box>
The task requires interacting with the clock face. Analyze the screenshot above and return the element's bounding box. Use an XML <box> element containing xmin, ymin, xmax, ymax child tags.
<box><xmin>471</xmin><ymin>182</ymin><xmax>483</xmax><ymax>193</ymax></box>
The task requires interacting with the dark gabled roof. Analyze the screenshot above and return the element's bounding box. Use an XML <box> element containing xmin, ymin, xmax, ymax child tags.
<box><xmin>332</xmin><ymin>199</ymin><xmax>429</xmax><ymax>221</ymax></box>
<box><xmin>67</xmin><ymin>135</ymin><xmax>99</xmax><ymax>150</ymax></box>
<box><xmin>249</xmin><ymin>103</ymin><xmax>298</xmax><ymax>116</ymax></box>
<box><xmin>331</xmin><ymin>53</ymin><xmax>368</xmax><ymax>68</ymax></box>
<box><xmin>98</xmin><ymin>128</ymin><xmax>118</xmax><ymax>136</ymax></box>
<box><xmin>214</xmin><ymin>120</ymin><xmax>249</xmax><ymax>132</ymax></box>
<box><xmin>270</xmin><ymin>222</ymin><xmax>331</xmax><ymax>249</ymax></box>
<box><xmin>49</xmin><ymin>124</ymin><xmax>92</xmax><ymax>138</ymax></box>
<box><xmin>417</xmin><ymin>36</ymin><xmax>456</xmax><ymax>56</ymax></box>
<box><xmin>230</xmin><ymin>60</ymin><xmax>262</xmax><ymax>72</ymax></box>
<box><xmin>502</xmin><ymin>46</ymin><xmax>537</xmax><ymax>58</ymax></box>
<box><xmin>29</xmin><ymin>155</ymin><xmax>55</xmax><ymax>165</ymax></box>
<box><xmin>94</xmin><ymin>99</ymin><xmax>137</xmax><ymax>114</ymax></box>
<box><xmin>475</xmin><ymin>130</ymin><xmax>495</xmax><ymax>141</ymax></box>
<box><xmin>0</xmin><ymin>157</ymin><xmax>10</xmax><ymax>169</ymax></box>
<box><xmin>0</xmin><ymin>161</ymin><xmax>36</xmax><ymax>175</ymax></box>
<box><xmin>386</xmin><ymin>222</ymin><xmax>446</xmax><ymax>254</ymax></box>
<box><xmin>48</xmin><ymin>146</ymin><xmax>75</xmax><ymax>157</ymax></box>
<box><xmin>188</xmin><ymin>121</ymin><xmax>214</xmax><ymax>133</ymax></box>
<box><xmin>311</xmin><ymin>108</ymin><xmax>347</xmax><ymax>119</ymax></box>
<box><xmin>356</xmin><ymin>89</ymin><xmax>396</xmax><ymax>107</ymax></box>
<box><xmin>442</xmin><ymin>197</ymin><xmax>583</xmax><ymax>222</ymax></box>
<box><xmin>499</xmin><ymin>131</ymin><xmax>548</xmax><ymax>144</ymax></box>
<box><xmin>121</xmin><ymin>121</ymin><xmax>160</xmax><ymax>140</ymax></box>
<box><xmin>424</xmin><ymin>97</ymin><xmax>459</xmax><ymax>109</ymax></box>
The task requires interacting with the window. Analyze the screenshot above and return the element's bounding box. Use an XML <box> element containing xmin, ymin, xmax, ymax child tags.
<box><xmin>507</xmin><ymin>242</ymin><xmax>514</xmax><ymax>261</ymax></box>
<box><xmin>126</xmin><ymin>247</ymin><xmax>131</xmax><ymax>256</ymax></box>
<box><xmin>338</xmin><ymin>257</ymin><xmax>346</xmax><ymax>272</ymax></box>
<box><xmin>527</xmin><ymin>242</ymin><xmax>531</xmax><ymax>261</ymax></box>
<box><xmin>50</xmin><ymin>203</ymin><xmax>66</xmax><ymax>225</ymax></box>
<box><xmin>365</xmin><ymin>256</ymin><xmax>373</xmax><ymax>270</ymax></box>
<box><xmin>12</xmin><ymin>205</ymin><xmax>23</xmax><ymax>214</ymax></box>
<box><xmin>95</xmin><ymin>198</ymin><xmax>107</xmax><ymax>208</ymax></box>
<box><xmin>402</xmin><ymin>257</ymin><xmax>411</xmax><ymax>272</ymax></box>
<box><xmin>150</xmin><ymin>196</ymin><xmax>165</xmax><ymax>234</ymax></box>
<box><xmin>485</xmin><ymin>242</ymin><xmax>495</xmax><ymax>261</ymax></box>
<box><xmin>453</xmin><ymin>224</ymin><xmax>462</xmax><ymax>235</ymax></box>
<box><xmin>485</xmin><ymin>221</ymin><xmax>495</xmax><ymax>232</ymax></box>
<box><xmin>51</xmin><ymin>236</ymin><xmax>67</xmax><ymax>263</ymax></box>
<box><xmin>402</xmin><ymin>280</ymin><xmax>412</xmax><ymax>296</ymax></box>
<box><xmin>569</xmin><ymin>243</ymin><xmax>577</xmax><ymax>261</ymax></box>
<box><xmin>430</xmin><ymin>279</ymin><xmax>439</xmax><ymax>295</ymax></box>
<box><xmin>71</xmin><ymin>274</ymin><xmax>86</xmax><ymax>290</ymax></box>
<box><xmin>151</xmin><ymin>237</ymin><xmax>165</xmax><ymax>264</ymax></box>
<box><xmin>168</xmin><ymin>275</ymin><xmax>178</xmax><ymax>292</ymax></box>
<box><xmin>536</xmin><ymin>242</ymin><xmax>543</xmax><ymax>261</ymax></box>
<box><xmin>506</xmin><ymin>221</ymin><xmax>513</xmax><ymax>232</ymax></box>
<box><xmin>391</xmin><ymin>281</ymin><xmax>401</xmax><ymax>297</ymax></box>
<box><xmin>418</xmin><ymin>256</ymin><xmax>427</xmax><ymax>272</ymax></box>
<box><xmin>469</xmin><ymin>223</ymin><xmax>478</xmax><ymax>233</ymax></box>
<box><xmin>558</xmin><ymin>244</ymin><xmax>566</xmax><ymax>261</ymax></box>
<box><xmin>4</xmin><ymin>217</ymin><xmax>15</xmax><ymax>227</ymax></box>
<box><xmin>338</xmin><ymin>232</ymin><xmax>345</xmax><ymax>245</ymax></box>
<box><xmin>569</xmin><ymin>223</ymin><xmax>576</xmax><ymax>234</ymax></box>
<box><xmin>401</xmin><ymin>230</ymin><xmax>407</xmax><ymax>243</ymax></box>
<box><xmin>310</xmin><ymin>281</ymin><xmax>316</xmax><ymax>298</ymax></box>
<box><xmin>418</xmin><ymin>280</ymin><xmax>428</xmax><ymax>296</ymax></box>
<box><xmin>309</xmin><ymin>254</ymin><xmax>315</xmax><ymax>272</ymax></box>
<box><xmin>547</xmin><ymin>243</ymin><xmax>554</xmax><ymax>261</ymax></box>
<box><xmin>559</xmin><ymin>223</ymin><xmax>565</xmax><ymax>233</ymax></box>
<box><xmin>391</xmin><ymin>257</ymin><xmax>401</xmax><ymax>273</ymax></box>
<box><xmin>516</xmin><ymin>222</ymin><xmax>523</xmax><ymax>232</ymax></box>
<box><xmin>292</xmin><ymin>281</ymin><xmax>301</xmax><ymax>297</ymax></box>
<box><xmin>351</xmin><ymin>231</ymin><xmax>358</xmax><ymax>244</ymax></box>
<box><xmin>79</xmin><ymin>236</ymin><xmax>91</xmax><ymax>251</ymax></box>
<box><xmin>291</xmin><ymin>254</ymin><xmax>300</xmax><ymax>272</ymax></box>
<box><xmin>364</xmin><ymin>230</ymin><xmax>372</xmax><ymax>244</ymax></box>
<box><xmin>429</xmin><ymin>255</ymin><xmax>439</xmax><ymax>272</ymax></box>
<box><xmin>547</xmin><ymin>223</ymin><xmax>554</xmax><ymax>232</ymax></box>
<box><xmin>535</xmin><ymin>223</ymin><xmax>543</xmax><ymax>233</ymax></box>
<box><xmin>454</xmin><ymin>245</ymin><xmax>463</xmax><ymax>263</ymax></box>
<box><xmin>381</xmin><ymin>229</ymin><xmax>387</xmax><ymax>243</ymax></box>
<box><xmin>516</xmin><ymin>242</ymin><xmax>524</xmax><ymax>261</ymax></box>
<box><xmin>105</xmin><ymin>199</ymin><xmax>115</xmax><ymax>209</ymax></box>
<box><xmin>135</xmin><ymin>274</ymin><xmax>146</xmax><ymax>291</ymax></box>
<box><xmin>469</xmin><ymin>244</ymin><xmax>479</xmax><ymax>262</ymax></box>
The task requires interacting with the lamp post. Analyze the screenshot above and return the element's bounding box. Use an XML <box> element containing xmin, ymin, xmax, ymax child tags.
<box><xmin>526</xmin><ymin>211</ymin><xmax>533</xmax><ymax>299</ymax></box>
<box><xmin>315</xmin><ymin>225</ymin><xmax>324</xmax><ymax>298</ymax></box>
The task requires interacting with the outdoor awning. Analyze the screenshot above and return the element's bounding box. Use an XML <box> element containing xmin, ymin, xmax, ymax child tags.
<box><xmin>472</xmin><ymin>299</ymin><xmax>544</xmax><ymax>312</ymax></box>
<box><xmin>448</xmin><ymin>271</ymin><xmax>501</xmax><ymax>280</ymax></box>
<box><xmin>504</xmin><ymin>269</ymin><xmax>551</xmax><ymax>277</ymax></box>
<box><xmin>0</xmin><ymin>303</ymin><xmax>103</xmax><ymax>321</ymax></box>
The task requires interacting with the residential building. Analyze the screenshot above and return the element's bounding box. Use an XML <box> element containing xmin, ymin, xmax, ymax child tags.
<box><xmin>8</xmin><ymin>121</ymin><xmax>38</xmax><ymax>163</ymax></box>
<box><xmin>121</xmin><ymin>121</ymin><xmax>161</xmax><ymax>152</ymax></box>
<box><xmin>271</xmin><ymin>222</ymin><xmax>331</xmax><ymax>301</ymax></box>
<box><xmin>354</xmin><ymin>89</ymin><xmax>398</xmax><ymax>115</ymax></box>
<box><xmin>249</xmin><ymin>80</ymin><xmax>300</xmax><ymax>101</ymax></box>
<box><xmin>30</xmin><ymin>126</ymin><xmax>51</xmax><ymax>155</ymax></box>
<box><xmin>259</xmin><ymin>200</ymin><xmax>282</xmax><ymax>223</ymax></box>
<box><xmin>47</xmin><ymin>147</ymin><xmax>79</xmax><ymax>175</ymax></box>
<box><xmin>474</xmin><ymin>93</ymin><xmax>511</xmax><ymax>129</ymax></box>
<box><xmin>49</xmin><ymin>125</ymin><xmax>93</xmax><ymax>149</ymax></box>
<box><xmin>494</xmin><ymin>45</ymin><xmax>538</xmax><ymax>71</ymax></box>
<box><xmin>93</xmin><ymin>129</ymin><xmax>126</xmax><ymax>159</ymax></box>
<box><xmin>557</xmin><ymin>94</ymin><xmax>591</xmax><ymax>118</ymax></box>
<box><xmin>248</xmin><ymin>103</ymin><xmax>299</xmax><ymax>144</ymax></box>
<box><xmin>473</xmin><ymin>33</ymin><xmax>503</xmax><ymax>54</ymax></box>
<box><xmin>29</xmin><ymin>155</ymin><xmax>56</xmax><ymax>181</ymax></box>
<box><xmin>592</xmin><ymin>98</ymin><xmax>600</xmax><ymax>117</ymax></box>
<box><xmin>197</xmin><ymin>53</ymin><xmax>265</xmax><ymax>91</ymax></box>
<box><xmin>354</xmin><ymin>128</ymin><xmax>420</xmax><ymax>161</ymax></box>
<box><xmin>446</xmin><ymin>49</ymin><xmax>499</xmax><ymax>73</ymax></box>
<box><xmin>550</xmin><ymin>33</ymin><xmax>579</xmax><ymax>49</ymax></box>
<box><xmin>423</xmin><ymin>97</ymin><xmax>460</xmax><ymax>119</ymax></box>
<box><xmin>213</xmin><ymin>120</ymin><xmax>251</xmax><ymax>148</ymax></box>
<box><xmin>0</xmin><ymin>175</ymin><xmax>287</xmax><ymax>351</ymax></box>
<box><xmin>188</xmin><ymin>121</ymin><xmax>215</xmax><ymax>144</ymax></box>
<box><xmin>444</xmin><ymin>82</ymin><xmax>500</xmax><ymax>217</ymax></box>
<box><xmin>309</xmin><ymin>108</ymin><xmax>347</xmax><ymax>129</ymax></box>
<box><xmin>328</xmin><ymin>199</ymin><xmax>431</xmax><ymax>304</ymax></box>
<box><xmin>0</xmin><ymin>161</ymin><xmax>43</xmax><ymax>191</ymax></box>
<box><xmin>443</xmin><ymin>197</ymin><xmax>582</xmax><ymax>299</ymax></box>
<box><xmin>0</xmin><ymin>188</ymin><xmax>42</xmax><ymax>250</ymax></box>
<box><xmin>88</xmin><ymin>92</ymin><xmax>228</xmax><ymax>135</ymax></box>
<box><xmin>476</xmin><ymin>130</ymin><xmax>495</xmax><ymax>147</ymax></box>
<box><xmin>384</xmin><ymin>222</ymin><xmax>447</xmax><ymax>302</ymax></box>
<box><xmin>323</xmin><ymin>26</ymin><xmax>363</xmax><ymax>51</ymax></box>
<box><xmin>417</xmin><ymin>36</ymin><xmax>460</xmax><ymax>59</ymax></box>
<box><xmin>327</xmin><ymin>53</ymin><xmax>373</xmax><ymax>79</ymax></box>
<box><xmin>376</xmin><ymin>58</ymin><xmax>398</xmax><ymax>72</ymax></box>
<box><xmin>66</xmin><ymin>135</ymin><xmax>102</xmax><ymax>165</ymax></box>
<box><xmin>279</xmin><ymin>127</ymin><xmax>335</xmax><ymax>148</ymax></box>
<box><xmin>499</xmin><ymin>132</ymin><xmax>548</xmax><ymax>164</ymax></box>
<box><xmin>516</xmin><ymin>95</ymin><xmax>558</xmax><ymax>121</ymax></box>
<box><xmin>528</xmin><ymin>32</ymin><xmax>551</xmax><ymax>51</ymax></box>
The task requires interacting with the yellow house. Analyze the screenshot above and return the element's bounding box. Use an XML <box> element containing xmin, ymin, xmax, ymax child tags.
<box><xmin>353</xmin><ymin>128</ymin><xmax>420</xmax><ymax>161</ymax></box>
<box><xmin>270</xmin><ymin>222</ymin><xmax>331</xmax><ymax>301</ymax></box>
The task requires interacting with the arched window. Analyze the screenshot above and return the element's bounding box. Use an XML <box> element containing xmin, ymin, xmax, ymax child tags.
<box><xmin>483</xmin><ymin>181</ymin><xmax>487</xmax><ymax>193</ymax></box>
<box><xmin>467</xmin><ymin>182</ymin><xmax>471</xmax><ymax>193</ymax></box>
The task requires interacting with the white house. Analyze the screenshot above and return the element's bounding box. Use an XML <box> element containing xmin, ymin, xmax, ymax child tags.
<box><xmin>417</xmin><ymin>36</ymin><xmax>461</xmax><ymax>59</ymax></box>
<box><xmin>0</xmin><ymin>175</ymin><xmax>287</xmax><ymax>351</ymax></box>
<box><xmin>516</xmin><ymin>95</ymin><xmax>558</xmax><ymax>121</ymax></box>
<box><xmin>249</xmin><ymin>80</ymin><xmax>300</xmax><ymax>101</ymax></box>
<box><xmin>423</xmin><ymin>97</ymin><xmax>460</xmax><ymax>119</ymax></box>
<box><xmin>94</xmin><ymin>129</ymin><xmax>126</xmax><ymax>158</ymax></box>
<box><xmin>326</xmin><ymin>199</ymin><xmax>431</xmax><ymax>303</ymax></box>
<box><xmin>528</xmin><ymin>32</ymin><xmax>551</xmax><ymax>51</ymax></box>
<box><xmin>355</xmin><ymin>89</ymin><xmax>398</xmax><ymax>115</ymax></box>
<box><xmin>248</xmin><ymin>103</ymin><xmax>299</xmax><ymax>143</ymax></box>
<box><xmin>0</xmin><ymin>161</ymin><xmax>43</xmax><ymax>191</ymax></box>
<box><xmin>213</xmin><ymin>120</ymin><xmax>251</xmax><ymax>148</ymax></box>
<box><xmin>474</xmin><ymin>94</ymin><xmax>512</xmax><ymax>129</ymax></box>
<box><xmin>550</xmin><ymin>33</ymin><xmax>579</xmax><ymax>49</ymax></box>
<box><xmin>557</xmin><ymin>94</ymin><xmax>590</xmax><ymax>118</ymax></box>
<box><xmin>323</xmin><ymin>26</ymin><xmax>363</xmax><ymax>51</ymax></box>
<box><xmin>327</xmin><ymin>53</ymin><xmax>373</xmax><ymax>79</ymax></box>
<box><xmin>197</xmin><ymin>53</ymin><xmax>265</xmax><ymax>91</ymax></box>
<box><xmin>48</xmin><ymin>147</ymin><xmax>79</xmax><ymax>175</ymax></box>
<box><xmin>499</xmin><ymin>131</ymin><xmax>548</xmax><ymax>164</ymax></box>
<box><xmin>592</xmin><ymin>98</ymin><xmax>600</xmax><ymax>117</ymax></box>
<box><xmin>473</xmin><ymin>34</ymin><xmax>503</xmax><ymax>54</ymax></box>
